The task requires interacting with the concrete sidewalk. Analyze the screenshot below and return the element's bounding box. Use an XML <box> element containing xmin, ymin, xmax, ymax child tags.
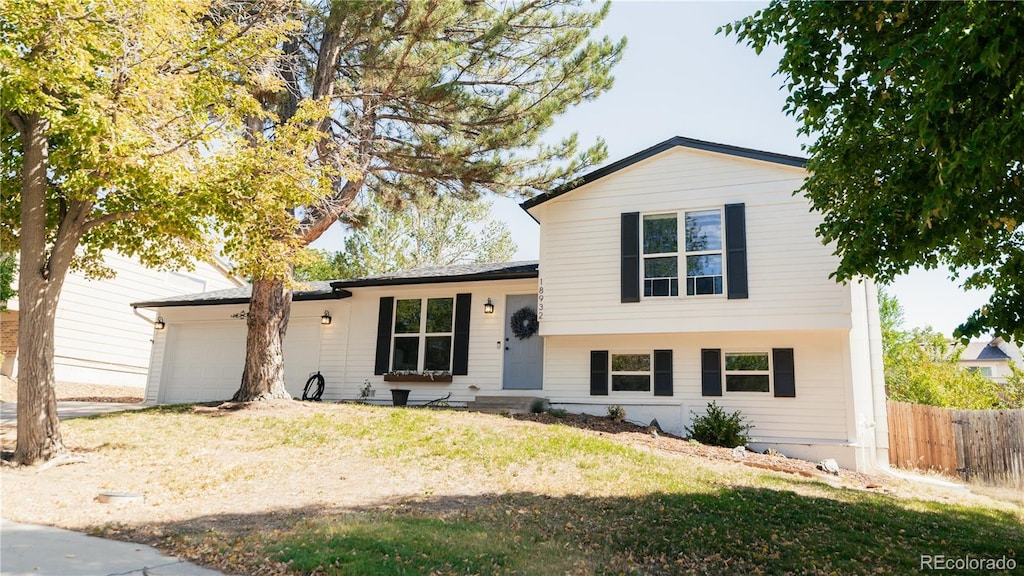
<box><xmin>0</xmin><ymin>519</ymin><xmax>226</xmax><ymax>576</ymax></box>
<box><xmin>0</xmin><ymin>401</ymin><xmax>146</xmax><ymax>426</ymax></box>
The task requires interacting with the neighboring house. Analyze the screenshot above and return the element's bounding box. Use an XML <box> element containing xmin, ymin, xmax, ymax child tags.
<box><xmin>1</xmin><ymin>252</ymin><xmax>242</xmax><ymax>387</ymax></box>
<box><xmin>134</xmin><ymin>137</ymin><xmax>889</xmax><ymax>472</ymax></box>
<box><xmin>959</xmin><ymin>337</ymin><xmax>1023</xmax><ymax>385</ymax></box>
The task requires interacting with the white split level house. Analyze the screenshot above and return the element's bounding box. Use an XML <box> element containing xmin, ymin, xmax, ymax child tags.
<box><xmin>1</xmin><ymin>252</ymin><xmax>242</xmax><ymax>387</ymax></box>
<box><xmin>134</xmin><ymin>137</ymin><xmax>890</xmax><ymax>473</ymax></box>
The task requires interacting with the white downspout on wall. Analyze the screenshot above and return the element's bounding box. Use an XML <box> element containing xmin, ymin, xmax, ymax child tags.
<box><xmin>864</xmin><ymin>278</ymin><xmax>890</xmax><ymax>470</ymax></box>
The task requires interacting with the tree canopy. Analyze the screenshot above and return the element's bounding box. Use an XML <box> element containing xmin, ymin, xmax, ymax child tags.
<box><xmin>230</xmin><ymin>0</ymin><xmax>625</xmax><ymax>401</ymax></box>
<box><xmin>296</xmin><ymin>195</ymin><xmax>517</xmax><ymax>281</ymax></box>
<box><xmin>1</xmin><ymin>0</ymin><xmax>296</xmax><ymax>464</ymax></box>
<box><xmin>727</xmin><ymin>2</ymin><xmax>1024</xmax><ymax>341</ymax></box>
<box><xmin>878</xmin><ymin>289</ymin><xmax>1008</xmax><ymax>409</ymax></box>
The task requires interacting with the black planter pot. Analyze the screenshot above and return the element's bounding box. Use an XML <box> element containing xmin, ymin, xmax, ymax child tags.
<box><xmin>391</xmin><ymin>389</ymin><xmax>411</xmax><ymax>406</ymax></box>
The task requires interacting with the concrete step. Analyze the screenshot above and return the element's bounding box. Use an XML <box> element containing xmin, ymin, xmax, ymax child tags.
<box><xmin>466</xmin><ymin>395</ymin><xmax>548</xmax><ymax>414</ymax></box>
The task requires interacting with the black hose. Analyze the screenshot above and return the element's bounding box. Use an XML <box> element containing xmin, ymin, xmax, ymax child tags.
<box><xmin>302</xmin><ymin>371</ymin><xmax>325</xmax><ymax>401</ymax></box>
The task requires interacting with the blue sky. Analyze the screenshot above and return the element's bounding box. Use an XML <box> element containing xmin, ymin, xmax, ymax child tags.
<box><xmin>313</xmin><ymin>1</ymin><xmax>993</xmax><ymax>338</ymax></box>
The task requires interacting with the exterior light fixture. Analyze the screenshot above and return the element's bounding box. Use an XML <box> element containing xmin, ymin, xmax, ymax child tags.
<box><xmin>484</xmin><ymin>298</ymin><xmax>495</xmax><ymax>314</ymax></box>
<box><xmin>154</xmin><ymin>317</ymin><xmax>166</xmax><ymax>330</ymax></box>
<box><xmin>321</xmin><ymin>310</ymin><xmax>332</xmax><ymax>325</ymax></box>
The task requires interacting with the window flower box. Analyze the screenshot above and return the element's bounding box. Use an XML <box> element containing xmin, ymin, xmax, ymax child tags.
<box><xmin>384</xmin><ymin>372</ymin><xmax>453</xmax><ymax>383</ymax></box>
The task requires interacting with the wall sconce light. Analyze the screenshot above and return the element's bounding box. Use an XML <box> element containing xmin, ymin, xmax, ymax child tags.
<box><xmin>154</xmin><ymin>317</ymin><xmax>166</xmax><ymax>330</ymax></box>
<box><xmin>321</xmin><ymin>310</ymin><xmax>332</xmax><ymax>325</ymax></box>
<box><xmin>483</xmin><ymin>298</ymin><xmax>495</xmax><ymax>314</ymax></box>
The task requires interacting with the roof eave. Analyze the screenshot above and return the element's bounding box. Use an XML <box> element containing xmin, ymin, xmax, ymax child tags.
<box><xmin>329</xmin><ymin>269</ymin><xmax>538</xmax><ymax>290</ymax></box>
<box><xmin>520</xmin><ymin>135</ymin><xmax>807</xmax><ymax>212</ymax></box>
<box><xmin>132</xmin><ymin>289</ymin><xmax>352</xmax><ymax>309</ymax></box>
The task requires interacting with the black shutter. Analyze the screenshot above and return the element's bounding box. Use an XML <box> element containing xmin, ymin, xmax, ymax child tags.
<box><xmin>590</xmin><ymin>350</ymin><xmax>609</xmax><ymax>396</ymax></box>
<box><xmin>452</xmin><ymin>293</ymin><xmax>472</xmax><ymax>375</ymax></box>
<box><xmin>374</xmin><ymin>297</ymin><xmax>394</xmax><ymax>375</ymax></box>
<box><xmin>773</xmin><ymin>348</ymin><xmax>796</xmax><ymax>397</ymax></box>
<box><xmin>621</xmin><ymin>212</ymin><xmax>640</xmax><ymax>303</ymax></box>
<box><xmin>653</xmin><ymin>349</ymin><xmax>673</xmax><ymax>396</ymax></box>
<box><xmin>725</xmin><ymin>203</ymin><xmax>748</xmax><ymax>299</ymax></box>
<box><xmin>701</xmin><ymin>348</ymin><xmax>722</xmax><ymax>396</ymax></box>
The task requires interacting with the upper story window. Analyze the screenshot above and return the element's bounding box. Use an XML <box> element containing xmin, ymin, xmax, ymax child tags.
<box><xmin>640</xmin><ymin>209</ymin><xmax>724</xmax><ymax>298</ymax></box>
<box><xmin>392</xmin><ymin>297</ymin><xmax>454</xmax><ymax>372</ymax></box>
<box><xmin>642</xmin><ymin>214</ymin><xmax>678</xmax><ymax>297</ymax></box>
<box><xmin>684</xmin><ymin>209</ymin><xmax>723</xmax><ymax>296</ymax></box>
<box><xmin>622</xmin><ymin>204</ymin><xmax>745</xmax><ymax>303</ymax></box>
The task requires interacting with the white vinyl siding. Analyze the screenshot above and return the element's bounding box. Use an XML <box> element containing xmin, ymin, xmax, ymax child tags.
<box><xmin>45</xmin><ymin>252</ymin><xmax>238</xmax><ymax>387</ymax></box>
<box><xmin>530</xmin><ymin>147</ymin><xmax>852</xmax><ymax>336</ymax></box>
<box><xmin>145</xmin><ymin>278</ymin><xmax>539</xmax><ymax>405</ymax></box>
<box><xmin>542</xmin><ymin>330</ymin><xmax>850</xmax><ymax>443</ymax></box>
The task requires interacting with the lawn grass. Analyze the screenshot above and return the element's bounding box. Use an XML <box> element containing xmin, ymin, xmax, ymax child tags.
<box><xmin>63</xmin><ymin>403</ymin><xmax>1024</xmax><ymax>575</ymax></box>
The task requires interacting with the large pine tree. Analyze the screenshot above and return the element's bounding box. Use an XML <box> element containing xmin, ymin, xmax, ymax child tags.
<box><xmin>230</xmin><ymin>0</ymin><xmax>625</xmax><ymax>401</ymax></box>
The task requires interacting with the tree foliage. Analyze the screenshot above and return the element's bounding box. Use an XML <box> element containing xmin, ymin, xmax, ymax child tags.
<box><xmin>296</xmin><ymin>195</ymin><xmax>517</xmax><ymax>281</ymax></box>
<box><xmin>727</xmin><ymin>2</ymin><xmax>1024</xmax><ymax>342</ymax></box>
<box><xmin>1</xmin><ymin>0</ymin><xmax>294</xmax><ymax>463</ymax></box>
<box><xmin>878</xmin><ymin>290</ymin><xmax>1003</xmax><ymax>409</ymax></box>
<box><xmin>0</xmin><ymin>254</ymin><xmax>15</xmax><ymax>308</ymax></box>
<box><xmin>232</xmin><ymin>0</ymin><xmax>624</xmax><ymax>400</ymax></box>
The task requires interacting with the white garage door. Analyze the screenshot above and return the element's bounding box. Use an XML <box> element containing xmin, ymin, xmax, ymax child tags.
<box><xmin>161</xmin><ymin>319</ymin><xmax>322</xmax><ymax>404</ymax></box>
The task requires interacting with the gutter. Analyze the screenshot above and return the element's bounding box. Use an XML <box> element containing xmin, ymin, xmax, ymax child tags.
<box><xmin>132</xmin><ymin>288</ymin><xmax>352</xmax><ymax>309</ymax></box>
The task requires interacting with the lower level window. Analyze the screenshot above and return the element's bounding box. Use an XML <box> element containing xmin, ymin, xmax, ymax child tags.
<box><xmin>611</xmin><ymin>353</ymin><xmax>651</xmax><ymax>392</ymax></box>
<box><xmin>725</xmin><ymin>352</ymin><xmax>770</xmax><ymax>392</ymax></box>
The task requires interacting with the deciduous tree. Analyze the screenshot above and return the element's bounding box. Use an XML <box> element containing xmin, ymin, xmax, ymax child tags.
<box><xmin>1</xmin><ymin>0</ymin><xmax>292</xmax><ymax>464</ymax></box>
<box><xmin>727</xmin><ymin>2</ymin><xmax>1024</xmax><ymax>341</ymax></box>
<box><xmin>878</xmin><ymin>290</ymin><xmax>1002</xmax><ymax>409</ymax></box>
<box><xmin>233</xmin><ymin>0</ymin><xmax>624</xmax><ymax>401</ymax></box>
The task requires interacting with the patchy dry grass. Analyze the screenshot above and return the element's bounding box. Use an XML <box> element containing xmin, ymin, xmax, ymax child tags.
<box><xmin>2</xmin><ymin>402</ymin><xmax>1022</xmax><ymax>575</ymax></box>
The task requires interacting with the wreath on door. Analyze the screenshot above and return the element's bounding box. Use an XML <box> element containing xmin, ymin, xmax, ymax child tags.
<box><xmin>510</xmin><ymin>306</ymin><xmax>539</xmax><ymax>339</ymax></box>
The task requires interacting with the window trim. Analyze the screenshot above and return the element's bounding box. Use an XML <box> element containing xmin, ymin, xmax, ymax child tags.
<box><xmin>390</xmin><ymin>297</ymin><xmax>455</xmax><ymax>373</ymax></box>
<box><xmin>638</xmin><ymin>207</ymin><xmax>727</xmax><ymax>300</ymax></box>
<box><xmin>723</xmin><ymin>351</ymin><xmax>772</xmax><ymax>394</ymax></box>
<box><xmin>609</xmin><ymin>351</ymin><xmax>654</xmax><ymax>394</ymax></box>
<box><xmin>683</xmin><ymin>207</ymin><xmax>725</xmax><ymax>298</ymax></box>
<box><xmin>641</xmin><ymin>213</ymin><xmax>679</xmax><ymax>298</ymax></box>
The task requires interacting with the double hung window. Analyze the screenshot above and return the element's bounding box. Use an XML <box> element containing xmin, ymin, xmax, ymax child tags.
<box><xmin>642</xmin><ymin>214</ymin><xmax>678</xmax><ymax>297</ymax></box>
<box><xmin>724</xmin><ymin>352</ymin><xmax>771</xmax><ymax>392</ymax></box>
<box><xmin>610</xmin><ymin>353</ymin><xmax>652</xmax><ymax>392</ymax></box>
<box><xmin>392</xmin><ymin>297</ymin><xmax>454</xmax><ymax>372</ymax></box>
<box><xmin>641</xmin><ymin>209</ymin><xmax>724</xmax><ymax>297</ymax></box>
<box><xmin>684</xmin><ymin>210</ymin><xmax>723</xmax><ymax>295</ymax></box>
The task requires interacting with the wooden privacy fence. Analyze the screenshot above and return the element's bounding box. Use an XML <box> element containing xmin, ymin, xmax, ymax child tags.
<box><xmin>887</xmin><ymin>401</ymin><xmax>1024</xmax><ymax>489</ymax></box>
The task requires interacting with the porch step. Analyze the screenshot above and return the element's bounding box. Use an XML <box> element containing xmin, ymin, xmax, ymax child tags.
<box><xmin>466</xmin><ymin>395</ymin><xmax>548</xmax><ymax>414</ymax></box>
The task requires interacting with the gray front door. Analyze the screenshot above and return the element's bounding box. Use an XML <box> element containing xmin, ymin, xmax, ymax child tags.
<box><xmin>502</xmin><ymin>294</ymin><xmax>543</xmax><ymax>390</ymax></box>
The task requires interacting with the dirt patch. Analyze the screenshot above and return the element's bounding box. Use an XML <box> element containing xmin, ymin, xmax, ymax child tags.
<box><xmin>1</xmin><ymin>401</ymin><xmax>1017</xmax><ymax>564</ymax></box>
<box><xmin>0</xmin><ymin>375</ymin><xmax>143</xmax><ymax>403</ymax></box>
<box><xmin>512</xmin><ymin>412</ymin><xmax>884</xmax><ymax>488</ymax></box>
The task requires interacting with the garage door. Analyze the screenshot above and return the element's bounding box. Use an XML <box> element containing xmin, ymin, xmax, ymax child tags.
<box><xmin>161</xmin><ymin>319</ymin><xmax>321</xmax><ymax>404</ymax></box>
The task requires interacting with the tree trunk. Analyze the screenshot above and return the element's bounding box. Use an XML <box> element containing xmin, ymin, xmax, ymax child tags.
<box><xmin>13</xmin><ymin>114</ymin><xmax>66</xmax><ymax>465</ymax></box>
<box><xmin>233</xmin><ymin>275</ymin><xmax>293</xmax><ymax>402</ymax></box>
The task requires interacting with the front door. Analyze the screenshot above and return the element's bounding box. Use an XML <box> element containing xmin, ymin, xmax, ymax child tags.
<box><xmin>502</xmin><ymin>294</ymin><xmax>543</xmax><ymax>390</ymax></box>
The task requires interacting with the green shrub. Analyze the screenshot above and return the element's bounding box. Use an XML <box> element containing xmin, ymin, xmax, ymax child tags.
<box><xmin>530</xmin><ymin>398</ymin><xmax>548</xmax><ymax>414</ymax></box>
<box><xmin>547</xmin><ymin>408</ymin><xmax>568</xmax><ymax>418</ymax></box>
<box><xmin>606</xmin><ymin>404</ymin><xmax>625</xmax><ymax>422</ymax></box>
<box><xmin>685</xmin><ymin>402</ymin><xmax>753</xmax><ymax>447</ymax></box>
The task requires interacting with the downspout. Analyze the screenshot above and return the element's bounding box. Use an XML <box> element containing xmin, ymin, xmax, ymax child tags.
<box><xmin>864</xmin><ymin>278</ymin><xmax>890</xmax><ymax>471</ymax></box>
